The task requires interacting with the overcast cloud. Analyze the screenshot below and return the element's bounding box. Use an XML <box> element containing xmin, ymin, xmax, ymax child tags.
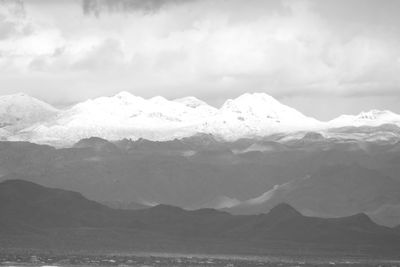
<box><xmin>0</xmin><ymin>0</ymin><xmax>400</xmax><ymax>119</ymax></box>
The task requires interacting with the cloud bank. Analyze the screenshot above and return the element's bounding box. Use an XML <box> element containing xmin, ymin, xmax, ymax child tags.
<box><xmin>82</xmin><ymin>0</ymin><xmax>199</xmax><ymax>15</ymax></box>
<box><xmin>0</xmin><ymin>0</ymin><xmax>400</xmax><ymax>118</ymax></box>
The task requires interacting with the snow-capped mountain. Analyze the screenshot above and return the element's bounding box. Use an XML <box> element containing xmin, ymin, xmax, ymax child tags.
<box><xmin>18</xmin><ymin>92</ymin><xmax>218</xmax><ymax>145</ymax></box>
<box><xmin>194</xmin><ymin>93</ymin><xmax>323</xmax><ymax>140</ymax></box>
<box><xmin>2</xmin><ymin>91</ymin><xmax>400</xmax><ymax>146</ymax></box>
<box><xmin>13</xmin><ymin>92</ymin><xmax>325</xmax><ymax>145</ymax></box>
<box><xmin>221</xmin><ymin>93</ymin><xmax>314</xmax><ymax>124</ymax></box>
<box><xmin>329</xmin><ymin>110</ymin><xmax>400</xmax><ymax>128</ymax></box>
<box><xmin>173</xmin><ymin>96</ymin><xmax>210</xmax><ymax>109</ymax></box>
<box><xmin>0</xmin><ymin>93</ymin><xmax>59</xmax><ymax>139</ymax></box>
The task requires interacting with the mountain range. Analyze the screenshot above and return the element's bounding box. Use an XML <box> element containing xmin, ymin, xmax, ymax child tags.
<box><xmin>1</xmin><ymin>92</ymin><xmax>400</xmax><ymax>146</ymax></box>
<box><xmin>1</xmin><ymin>92</ymin><xmax>400</xmax><ymax>231</ymax></box>
<box><xmin>1</xmin><ymin>131</ymin><xmax>400</xmax><ymax>227</ymax></box>
<box><xmin>1</xmin><ymin>179</ymin><xmax>400</xmax><ymax>255</ymax></box>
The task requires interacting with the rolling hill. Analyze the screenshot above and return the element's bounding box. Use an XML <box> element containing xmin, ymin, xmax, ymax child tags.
<box><xmin>1</xmin><ymin>179</ymin><xmax>400</xmax><ymax>255</ymax></box>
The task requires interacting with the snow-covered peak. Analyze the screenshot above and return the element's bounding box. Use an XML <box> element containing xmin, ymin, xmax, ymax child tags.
<box><xmin>23</xmin><ymin>92</ymin><xmax>219</xmax><ymax>145</ymax></box>
<box><xmin>222</xmin><ymin>93</ymin><xmax>302</xmax><ymax>119</ymax></box>
<box><xmin>0</xmin><ymin>93</ymin><xmax>56</xmax><ymax>109</ymax></box>
<box><xmin>71</xmin><ymin>92</ymin><xmax>146</xmax><ymax>114</ymax></box>
<box><xmin>329</xmin><ymin>110</ymin><xmax>400</xmax><ymax>127</ymax></box>
<box><xmin>149</xmin><ymin>96</ymin><xmax>169</xmax><ymax>104</ymax></box>
<box><xmin>8</xmin><ymin>91</ymin><xmax>400</xmax><ymax>146</ymax></box>
<box><xmin>220</xmin><ymin>92</ymin><xmax>319</xmax><ymax>125</ymax></box>
<box><xmin>222</xmin><ymin>93</ymin><xmax>282</xmax><ymax>109</ymax></box>
<box><xmin>64</xmin><ymin>92</ymin><xmax>217</xmax><ymax>123</ymax></box>
<box><xmin>114</xmin><ymin>91</ymin><xmax>135</xmax><ymax>100</ymax></box>
<box><xmin>191</xmin><ymin>93</ymin><xmax>323</xmax><ymax>141</ymax></box>
<box><xmin>0</xmin><ymin>93</ymin><xmax>59</xmax><ymax>129</ymax></box>
<box><xmin>174</xmin><ymin>96</ymin><xmax>209</xmax><ymax>109</ymax></box>
<box><xmin>113</xmin><ymin>91</ymin><xmax>145</xmax><ymax>103</ymax></box>
<box><xmin>357</xmin><ymin>110</ymin><xmax>397</xmax><ymax>120</ymax></box>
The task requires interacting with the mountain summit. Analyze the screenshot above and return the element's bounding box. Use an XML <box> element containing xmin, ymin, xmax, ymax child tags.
<box><xmin>0</xmin><ymin>93</ymin><xmax>59</xmax><ymax>130</ymax></box>
<box><xmin>221</xmin><ymin>93</ymin><xmax>311</xmax><ymax>123</ymax></box>
<box><xmin>329</xmin><ymin>110</ymin><xmax>400</xmax><ymax>127</ymax></box>
<box><xmin>1</xmin><ymin>92</ymin><xmax>399</xmax><ymax>146</ymax></box>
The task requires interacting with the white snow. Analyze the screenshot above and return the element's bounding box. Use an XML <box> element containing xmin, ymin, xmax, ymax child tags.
<box><xmin>0</xmin><ymin>93</ymin><xmax>59</xmax><ymax>132</ymax></box>
<box><xmin>17</xmin><ymin>92</ymin><xmax>218</xmax><ymax>145</ymax></box>
<box><xmin>192</xmin><ymin>93</ymin><xmax>324</xmax><ymax>140</ymax></box>
<box><xmin>2</xmin><ymin>92</ymin><xmax>400</xmax><ymax>146</ymax></box>
<box><xmin>329</xmin><ymin>110</ymin><xmax>400</xmax><ymax>128</ymax></box>
<box><xmin>173</xmin><ymin>96</ymin><xmax>209</xmax><ymax>108</ymax></box>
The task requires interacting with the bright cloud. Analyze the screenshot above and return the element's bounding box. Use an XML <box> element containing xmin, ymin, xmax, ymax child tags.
<box><xmin>0</xmin><ymin>0</ymin><xmax>400</xmax><ymax>119</ymax></box>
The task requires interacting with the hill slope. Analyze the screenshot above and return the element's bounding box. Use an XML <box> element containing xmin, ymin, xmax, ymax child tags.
<box><xmin>227</xmin><ymin>164</ymin><xmax>400</xmax><ymax>217</ymax></box>
<box><xmin>1</xmin><ymin>179</ymin><xmax>400</xmax><ymax>254</ymax></box>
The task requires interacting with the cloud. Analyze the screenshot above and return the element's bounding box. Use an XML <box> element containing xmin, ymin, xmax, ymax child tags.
<box><xmin>72</xmin><ymin>38</ymin><xmax>125</xmax><ymax>70</ymax></box>
<box><xmin>0</xmin><ymin>0</ymin><xmax>29</xmax><ymax>40</ymax></box>
<box><xmin>81</xmin><ymin>0</ymin><xmax>198</xmax><ymax>15</ymax></box>
<box><xmin>0</xmin><ymin>0</ymin><xmax>400</xmax><ymax>118</ymax></box>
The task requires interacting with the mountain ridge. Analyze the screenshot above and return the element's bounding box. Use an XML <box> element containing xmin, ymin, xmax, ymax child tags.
<box><xmin>3</xmin><ymin>131</ymin><xmax>400</xmax><ymax>227</ymax></box>
<box><xmin>226</xmin><ymin>164</ymin><xmax>400</xmax><ymax>217</ymax></box>
<box><xmin>1</xmin><ymin>179</ymin><xmax>400</xmax><ymax>254</ymax></box>
<box><xmin>1</xmin><ymin>92</ymin><xmax>400</xmax><ymax>145</ymax></box>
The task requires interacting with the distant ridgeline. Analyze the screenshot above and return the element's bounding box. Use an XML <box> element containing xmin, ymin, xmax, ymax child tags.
<box><xmin>0</xmin><ymin>179</ymin><xmax>400</xmax><ymax>255</ymax></box>
<box><xmin>0</xmin><ymin>92</ymin><xmax>400</xmax><ymax>146</ymax></box>
<box><xmin>1</xmin><ymin>130</ymin><xmax>400</xmax><ymax>226</ymax></box>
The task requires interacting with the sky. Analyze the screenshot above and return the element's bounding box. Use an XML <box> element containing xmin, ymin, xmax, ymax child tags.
<box><xmin>0</xmin><ymin>0</ymin><xmax>400</xmax><ymax>120</ymax></box>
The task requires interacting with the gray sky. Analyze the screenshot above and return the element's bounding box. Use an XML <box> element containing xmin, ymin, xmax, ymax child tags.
<box><xmin>1</xmin><ymin>0</ymin><xmax>400</xmax><ymax>120</ymax></box>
